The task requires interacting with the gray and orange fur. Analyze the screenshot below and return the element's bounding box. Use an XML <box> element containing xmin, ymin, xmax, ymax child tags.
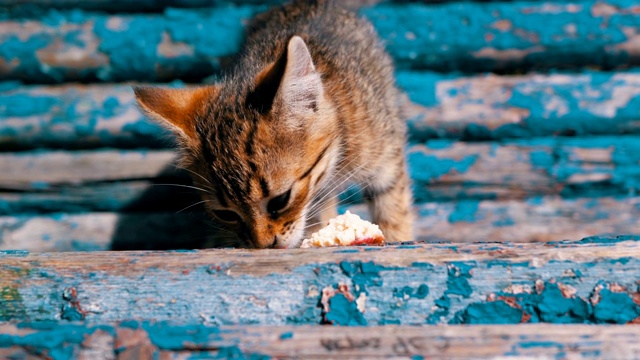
<box><xmin>134</xmin><ymin>0</ymin><xmax>413</xmax><ymax>249</ymax></box>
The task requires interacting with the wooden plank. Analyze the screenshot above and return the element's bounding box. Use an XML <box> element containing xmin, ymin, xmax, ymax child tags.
<box><xmin>0</xmin><ymin>0</ymin><xmax>286</xmax><ymax>12</ymax></box>
<box><xmin>0</xmin><ymin>0</ymin><xmax>541</xmax><ymax>13</ymax></box>
<box><xmin>1</xmin><ymin>1</ymin><xmax>639</xmax><ymax>83</ymax></box>
<box><xmin>0</xmin><ymin>6</ymin><xmax>259</xmax><ymax>83</ymax></box>
<box><xmin>0</xmin><ymin>181</ymin><xmax>202</xmax><ymax>214</ymax></box>
<box><xmin>402</xmin><ymin>71</ymin><xmax>640</xmax><ymax>141</ymax></box>
<box><xmin>3</xmin><ymin>196</ymin><xmax>640</xmax><ymax>251</ymax></box>
<box><xmin>2</xmin><ymin>239</ymin><xmax>640</xmax><ymax>324</ymax></box>
<box><xmin>366</xmin><ymin>0</ymin><xmax>640</xmax><ymax>72</ymax></box>
<box><xmin>408</xmin><ymin>136</ymin><xmax>640</xmax><ymax>201</ymax></box>
<box><xmin>2</xmin><ymin>323</ymin><xmax>640</xmax><ymax>359</ymax></box>
<box><xmin>0</xmin><ymin>149</ymin><xmax>178</xmax><ymax>189</ymax></box>
<box><xmin>0</xmin><ymin>82</ymin><xmax>171</xmax><ymax>150</ymax></box>
<box><xmin>3</xmin><ymin>136</ymin><xmax>640</xmax><ymax>199</ymax></box>
<box><xmin>0</xmin><ymin>212</ymin><xmax>208</xmax><ymax>251</ymax></box>
<box><xmin>3</xmin><ymin>72</ymin><xmax>640</xmax><ymax>149</ymax></box>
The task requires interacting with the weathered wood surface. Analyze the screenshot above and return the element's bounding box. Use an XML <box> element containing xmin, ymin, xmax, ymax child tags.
<box><xmin>402</xmin><ymin>71</ymin><xmax>640</xmax><ymax>141</ymax></box>
<box><xmin>409</xmin><ymin>136</ymin><xmax>640</xmax><ymax>201</ymax></box>
<box><xmin>2</xmin><ymin>238</ymin><xmax>640</xmax><ymax>324</ymax></box>
<box><xmin>0</xmin><ymin>82</ymin><xmax>172</xmax><ymax>150</ymax></box>
<box><xmin>0</xmin><ymin>150</ymin><xmax>178</xmax><ymax>189</ymax></box>
<box><xmin>0</xmin><ymin>212</ymin><xmax>209</xmax><ymax>251</ymax></box>
<box><xmin>0</xmin><ymin>0</ymin><xmax>548</xmax><ymax>12</ymax></box>
<box><xmin>4</xmin><ymin>135</ymin><xmax>640</xmax><ymax>201</ymax></box>
<box><xmin>2</xmin><ymin>323</ymin><xmax>640</xmax><ymax>360</ymax></box>
<box><xmin>0</xmin><ymin>0</ymin><xmax>287</xmax><ymax>11</ymax></box>
<box><xmin>3</xmin><ymin>196</ymin><xmax>640</xmax><ymax>251</ymax></box>
<box><xmin>2</xmin><ymin>1</ymin><xmax>639</xmax><ymax>82</ymax></box>
<box><xmin>3</xmin><ymin>72</ymin><xmax>640</xmax><ymax>149</ymax></box>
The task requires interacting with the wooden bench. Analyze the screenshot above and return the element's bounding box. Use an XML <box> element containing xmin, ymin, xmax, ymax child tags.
<box><xmin>1</xmin><ymin>0</ymin><xmax>640</xmax><ymax>358</ymax></box>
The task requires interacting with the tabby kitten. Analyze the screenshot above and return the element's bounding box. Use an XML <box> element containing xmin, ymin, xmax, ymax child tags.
<box><xmin>134</xmin><ymin>0</ymin><xmax>413</xmax><ymax>249</ymax></box>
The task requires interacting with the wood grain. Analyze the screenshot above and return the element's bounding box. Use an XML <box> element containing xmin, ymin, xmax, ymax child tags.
<box><xmin>2</xmin><ymin>136</ymin><xmax>639</xmax><ymax>199</ymax></box>
<box><xmin>3</xmin><ymin>72</ymin><xmax>640</xmax><ymax>150</ymax></box>
<box><xmin>2</xmin><ymin>196</ymin><xmax>640</xmax><ymax>251</ymax></box>
<box><xmin>1</xmin><ymin>1</ymin><xmax>639</xmax><ymax>82</ymax></box>
<box><xmin>2</xmin><ymin>239</ymin><xmax>640</xmax><ymax>324</ymax></box>
<box><xmin>2</xmin><ymin>322</ymin><xmax>640</xmax><ymax>359</ymax></box>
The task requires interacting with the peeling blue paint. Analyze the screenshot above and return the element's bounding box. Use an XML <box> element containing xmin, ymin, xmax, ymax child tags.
<box><xmin>593</xmin><ymin>289</ymin><xmax>640</xmax><ymax>324</ymax></box>
<box><xmin>340</xmin><ymin>261</ymin><xmax>385</xmax><ymax>296</ymax></box>
<box><xmin>457</xmin><ymin>300</ymin><xmax>523</xmax><ymax>325</ymax></box>
<box><xmin>323</xmin><ymin>292</ymin><xmax>367</xmax><ymax>326</ymax></box>
<box><xmin>445</xmin><ymin>262</ymin><xmax>476</xmax><ymax>298</ymax></box>
<box><xmin>2</xmin><ymin>321</ymin><xmax>273</xmax><ymax>359</ymax></box>
<box><xmin>1</xmin><ymin>322</ymin><xmax>115</xmax><ymax>359</ymax></box>
<box><xmin>3</xmin><ymin>241</ymin><xmax>640</xmax><ymax>326</ymax></box>
<box><xmin>393</xmin><ymin>284</ymin><xmax>429</xmax><ymax>300</ymax></box>
<box><xmin>0</xmin><ymin>250</ymin><xmax>30</xmax><ymax>257</ymax></box>
<box><xmin>408</xmin><ymin>152</ymin><xmax>477</xmax><ymax>182</ymax></box>
<box><xmin>363</xmin><ymin>2</ymin><xmax>640</xmax><ymax>72</ymax></box>
<box><xmin>537</xmin><ymin>283</ymin><xmax>590</xmax><ymax>324</ymax></box>
<box><xmin>2</xmin><ymin>1</ymin><xmax>640</xmax><ymax>83</ymax></box>
<box><xmin>141</xmin><ymin>322</ymin><xmax>223</xmax><ymax>350</ymax></box>
<box><xmin>448</xmin><ymin>200</ymin><xmax>480</xmax><ymax>223</ymax></box>
<box><xmin>408</xmin><ymin>150</ymin><xmax>478</xmax><ymax>202</ymax></box>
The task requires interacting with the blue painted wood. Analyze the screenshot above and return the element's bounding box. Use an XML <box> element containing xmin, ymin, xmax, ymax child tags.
<box><xmin>1</xmin><ymin>239</ymin><xmax>640</xmax><ymax>325</ymax></box>
<box><xmin>1</xmin><ymin>1</ymin><xmax>639</xmax><ymax>82</ymax></box>
<box><xmin>0</xmin><ymin>0</ymin><xmax>286</xmax><ymax>12</ymax></box>
<box><xmin>0</xmin><ymin>82</ymin><xmax>172</xmax><ymax>150</ymax></box>
<box><xmin>402</xmin><ymin>71</ymin><xmax>640</xmax><ymax>141</ymax></box>
<box><xmin>3</xmin><ymin>196</ymin><xmax>640</xmax><ymax>251</ymax></box>
<box><xmin>3</xmin><ymin>71</ymin><xmax>640</xmax><ymax>149</ymax></box>
<box><xmin>0</xmin><ymin>0</ymin><xmax>583</xmax><ymax>13</ymax></box>
<box><xmin>2</xmin><ymin>322</ymin><xmax>639</xmax><ymax>359</ymax></box>
<box><xmin>3</xmin><ymin>136</ymin><xmax>640</xmax><ymax>209</ymax></box>
<box><xmin>365</xmin><ymin>0</ymin><xmax>640</xmax><ymax>72</ymax></box>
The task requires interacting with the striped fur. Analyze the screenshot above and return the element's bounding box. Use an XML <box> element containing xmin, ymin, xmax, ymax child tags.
<box><xmin>134</xmin><ymin>1</ymin><xmax>413</xmax><ymax>248</ymax></box>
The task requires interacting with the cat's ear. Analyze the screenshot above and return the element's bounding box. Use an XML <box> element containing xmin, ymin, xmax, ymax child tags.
<box><xmin>133</xmin><ymin>86</ymin><xmax>215</xmax><ymax>142</ymax></box>
<box><xmin>280</xmin><ymin>36</ymin><xmax>323</xmax><ymax>114</ymax></box>
<box><xmin>247</xmin><ymin>36</ymin><xmax>323</xmax><ymax>116</ymax></box>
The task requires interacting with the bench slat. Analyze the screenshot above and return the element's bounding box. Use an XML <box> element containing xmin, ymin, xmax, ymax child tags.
<box><xmin>2</xmin><ymin>196</ymin><xmax>640</xmax><ymax>251</ymax></box>
<box><xmin>2</xmin><ymin>323</ymin><xmax>639</xmax><ymax>359</ymax></box>
<box><xmin>3</xmin><ymin>71</ymin><xmax>640</xmax><ymax>149</ymax></box>
<box><xmin>2</xmin><ymin>239</ymin><xmax>640</xmax><ymax>324</ymax></box>
<box><xmin>2</xmin><ymin>136</ymin><xmax>639</xmax><ymax>200</ymax></box>
<box><xmin>1</xmin><ymin>1</ymin><xmax>638</xmax><ymax>83</ymax></box>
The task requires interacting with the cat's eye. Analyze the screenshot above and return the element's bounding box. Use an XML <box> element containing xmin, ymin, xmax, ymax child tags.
<box><xmin>267</xmin><ymin>189</ymin><xmax>291</xmax><ymax>215</ymax></box>
<box><xmin>212</xmin><ymin>210</ymin><xmax>242</xmax><ymax>223</ymax></box>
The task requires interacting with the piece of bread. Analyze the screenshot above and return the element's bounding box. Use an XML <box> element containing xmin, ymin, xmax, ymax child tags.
<box><xmin>300</xmin><ymin>211</ymin><xmax>385</xmax><ymax>248</ymax></box>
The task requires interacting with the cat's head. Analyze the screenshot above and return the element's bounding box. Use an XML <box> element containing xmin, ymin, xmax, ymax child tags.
<box><xmin>134</xmin><ymin>36</ymin><xmax>340</xmax><ymax>249</ymax></box>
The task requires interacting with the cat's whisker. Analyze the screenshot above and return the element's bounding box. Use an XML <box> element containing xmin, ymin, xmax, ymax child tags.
<box><xmin>306</xmin><ymin>161</ymin><xmax>370</xmax><ymax>219</ymax></box>
<box><xmin>308</xmin><ymin>159</ymin><xmax>368</xmax><ymax>212</ymax></box>
<box><xmin>307</xmin><ymin>182</ymin><xmax>370</xmax><ymax>222</ymax></box>
<box><xmin>306</xmin><ymin>182</ymin><xmax>358</xmax><ymax>220</ymax></box>
<box><xmin>304</xmin><ymin>220</ymin><xmax>329</xmax><ymax>230</ymax></box>
<box><xmin>176</xmin><ymin>200</ymin><xmax>211</xmax><ymax>214</ymax></box>
<box><xmin>174</xmin><ymin>164</ymin><xmax>210</xmax><ymax>185</ymax></box>
<box><xmin>303</xmin><ymin>185</ymin><xmax>373</xmax><ymax>231</ymax></box>
<box><xmin>174</xmin><ymin>165</ymin><xmax>218</xmax><ymax>195</ymax></box>
<box><xmin>152</xmin><ymin>183</ymin><xmax>213</xmax><ymax>195</ymax></box>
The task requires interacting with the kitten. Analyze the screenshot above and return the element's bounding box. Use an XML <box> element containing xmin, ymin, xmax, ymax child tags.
<box><xmin>134</xmin><ymin>0</ymin><xmax>413</xmax><ymax>249</ymax></box>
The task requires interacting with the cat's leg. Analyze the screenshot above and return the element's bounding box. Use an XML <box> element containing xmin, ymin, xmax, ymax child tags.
<box><xmin>306</xmin><ymin>191</ymin><xmax>338</xmax><ymax>235</ymax></box>
<box><xmin>365</xmin><ymin>159</ymin><xmax>414</xmax><ymax>243</ymax></box>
